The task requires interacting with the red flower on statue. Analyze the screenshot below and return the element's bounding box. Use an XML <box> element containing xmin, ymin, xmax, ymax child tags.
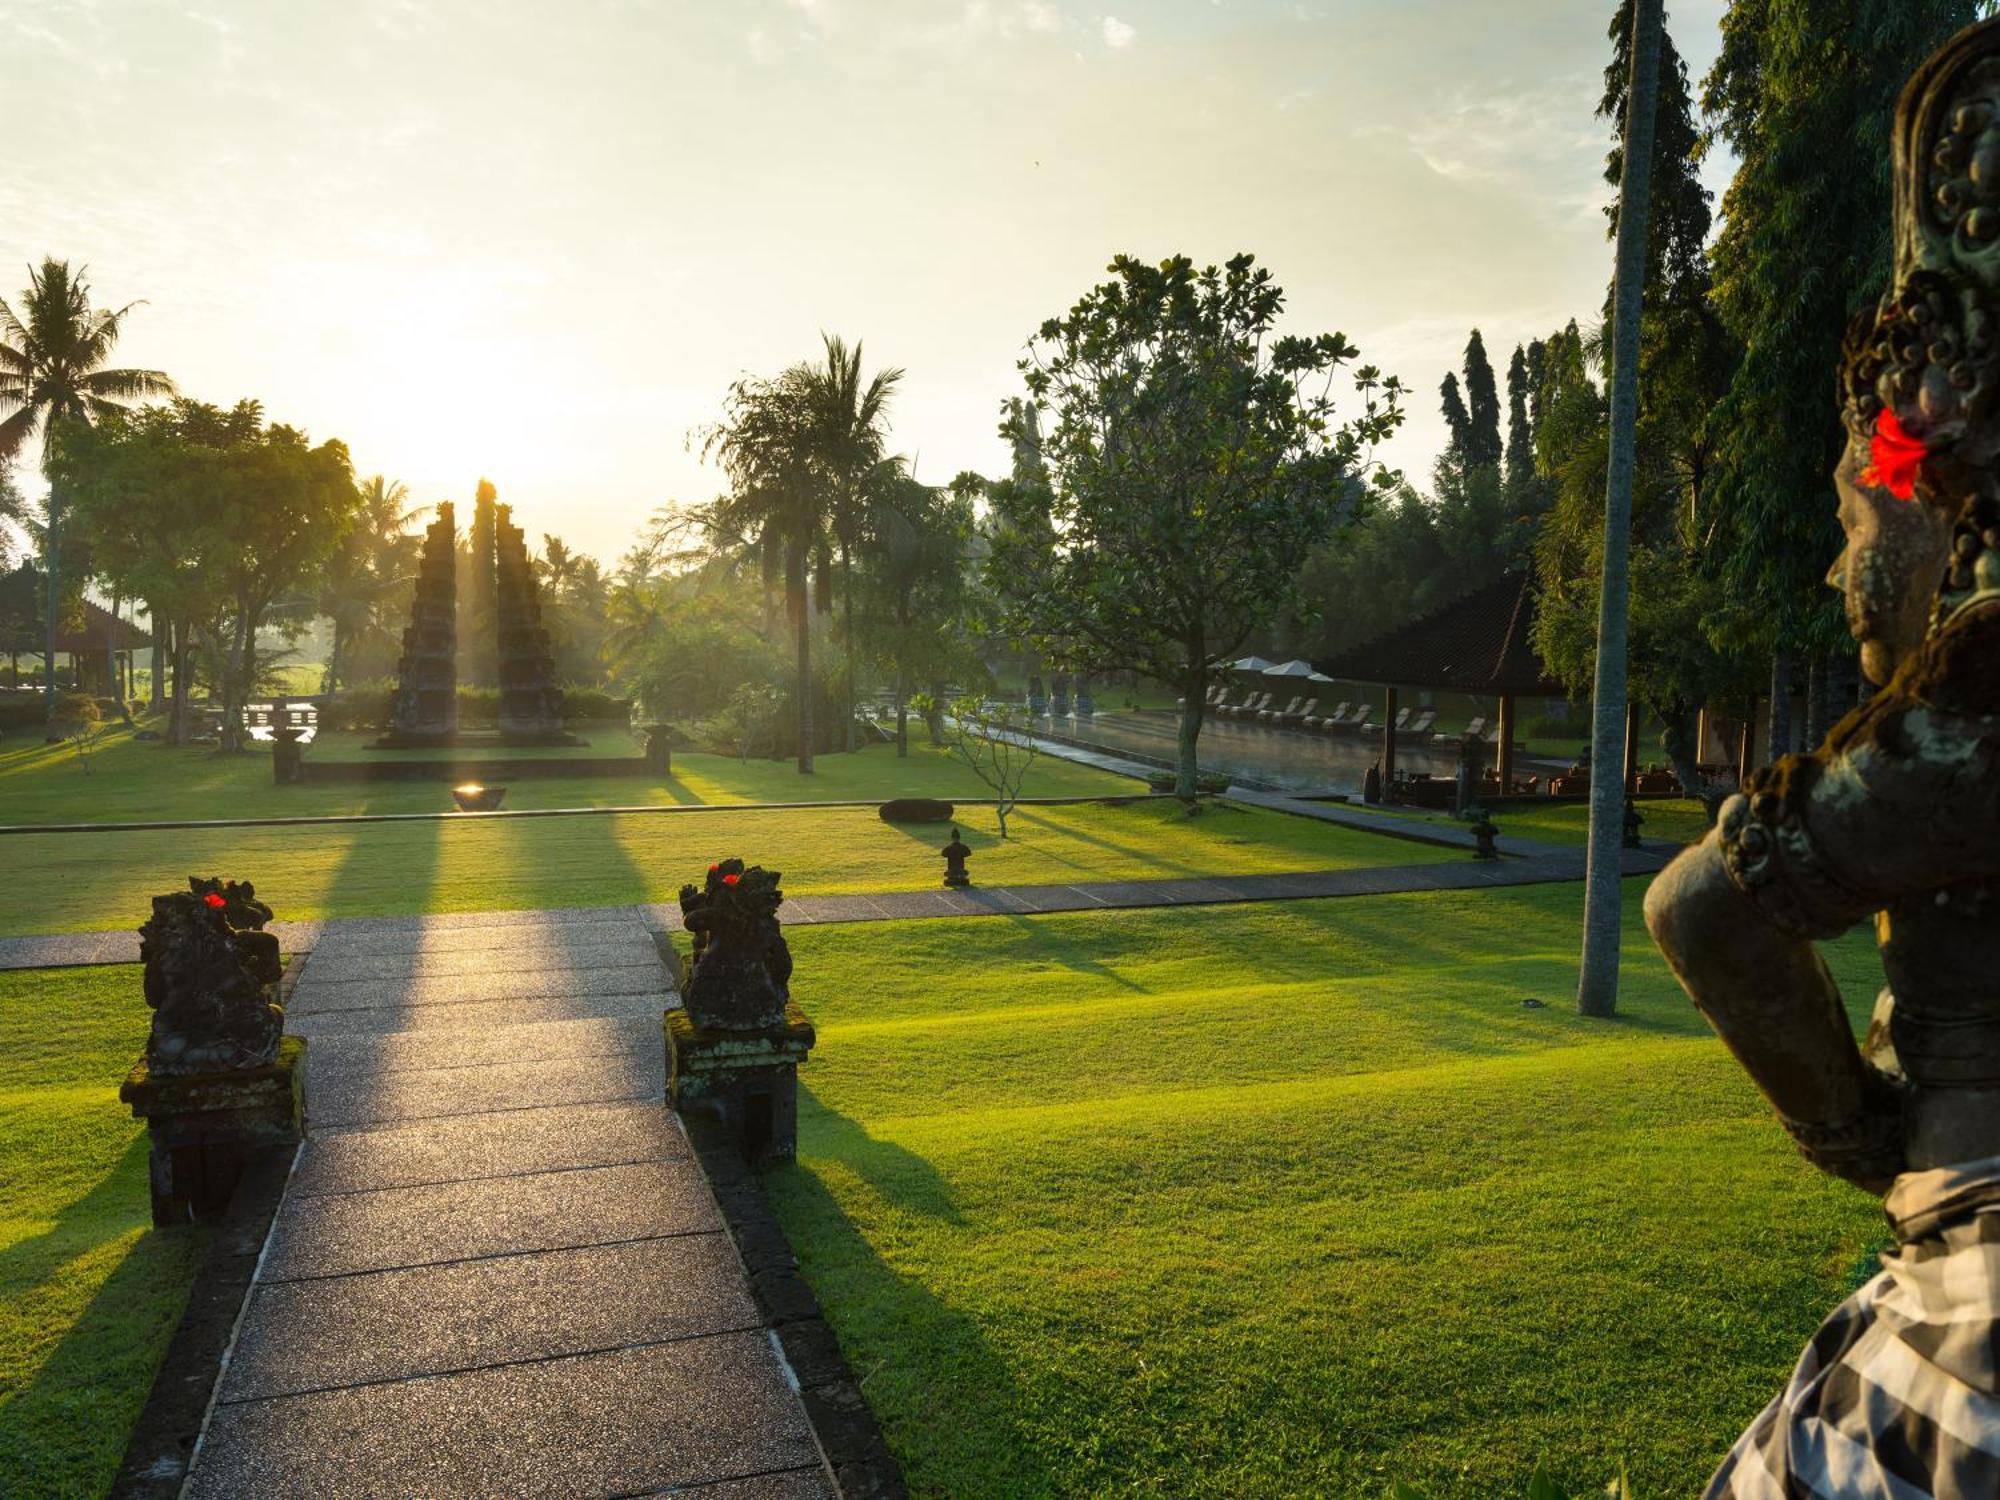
<box><xmin>721</xmin><ymin>873</ymin><xmax>740</xmax><ymax>886</ymax></box>
<box><xmin>1859</xmin><ymin>408</ymin><xmax>1929</xmax><ymax>500</ymax></box>
<box><xmin>709</xmin><ymin>863</ymin><xmax>720</xmax><ymax>873</ymax></box>
<box><xmin>203</xmin><ymin>892</ymin><xmax>226</xmax><ymax>909</ymax></box>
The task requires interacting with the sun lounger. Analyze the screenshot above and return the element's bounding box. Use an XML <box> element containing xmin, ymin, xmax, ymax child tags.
<box><xmin>1228</xmin><ymin>691</ymin><xmax>1273</xmax><ymax>720</ymax></box>
<box><xmin>1326</xmin><ymin>704</ymin><xmax>1372</xmax><ymax>733</ymax></box>
<box><xmin>1303</xmin><ymin>700</ymin><xmax>1349</xmax><ymax>729</ymax></box>
<box><xmin>1396</xmin><ymin>709</ymin><xmax>1438</xmax><ymax>741</ymax></box>
<box><xmin>1434</xmin><ymin>715</ymin><xmax>1486</xmax><ymax>745</ymax></box>
<box><xmin>1259</xmin><ymin>694</ymin><xmax>1305</xmax><ymax>722</ymax></box>
<box><xmin>1275</xmin><ymin>697</ymin><xmax>1319</xmax><ymax>727</ymax></box>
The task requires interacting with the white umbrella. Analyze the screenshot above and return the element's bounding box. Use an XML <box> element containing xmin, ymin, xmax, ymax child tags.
<box><xmin>1231</xmin><ymin>655</ymin><xmax>1277</xmax><ymax>672</ymax></box>
<box><xmin>1307</xmin><ymin>671</ymin><xmax>1337</xmax><ymax>683</ymax></box>
<box><xmin>1262</xmin><ymin>659</ymin><xmax>1318</xmax><ymax>678</ymax></box>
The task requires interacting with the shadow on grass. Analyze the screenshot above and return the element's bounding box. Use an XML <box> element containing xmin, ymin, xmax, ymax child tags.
<box><xmin>767</xmin><ymin>1089</ymin><xmax>1057</xmax><ymax>1496</ymax></box>
<box><xmin>0</xmin><ymin>1134</ymin><xmax>209</xmax><ymax>1497</ymax></box>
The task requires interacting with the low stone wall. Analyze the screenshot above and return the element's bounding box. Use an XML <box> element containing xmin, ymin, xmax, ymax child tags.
<box><xmin>300</xmin><ymin>756</ymin><xmax>651</xmax><ymax>782</ymax></box>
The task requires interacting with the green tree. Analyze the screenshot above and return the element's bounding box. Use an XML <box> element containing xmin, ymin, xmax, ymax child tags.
<box><xmin>58</xmin><ymin>399</ymin><xmax>362</xmax><ymax>749</ymax></box>
<box><xmin>311</xmin><ymin>475</ymin><xmax>418</xmax><ymax>697</ymax></box>
<box><xmin>986</xmin><ymin>252</ymin><xmax>1402</xmax><ymax>797</ymax></box>
<box><xmin>1504</xmin><ymin>343</ymin><xmax>1536</xmax><ymax>501</ymax></box>
<box><xmin>1461</xmin><ymin>329</ymin><xmax>1503</xmax><ymax>470</ymax></box>
<box><xmin>855</xmin><ymin>465</ymin><xmax>976</xmax><ymax>756</ymax></box>
<box><xmin>0</xmin><ymin>259</ymin><xmax>174</xmax><ymax>732</ymax></box>
<box><xmin>1701</xmin><ymin>0</ymin><xmax>1985</xmax><ymax>702</ymax></box>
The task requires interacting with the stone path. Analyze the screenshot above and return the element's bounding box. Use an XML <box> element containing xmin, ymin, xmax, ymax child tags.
<box><xmin>180</xmin><ymin>909</ymin><xmax>837</xmax><ymax>1498</ymax></box>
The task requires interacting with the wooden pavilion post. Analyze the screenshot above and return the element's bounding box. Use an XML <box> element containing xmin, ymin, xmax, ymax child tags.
<box><xmin>1381</xmin><ymin>685</ymin><xmax>1399</xmax><ymax>795</ymax></box>
<box><xmin>1737</xmin><ymin>695</ymin><xmax>1759</xmax><ymax>786</ymax></box>
<box><xmin>1496</xmin><ymin>694</ymin><xmax>1516</xmax><ymax>795</ymax></box>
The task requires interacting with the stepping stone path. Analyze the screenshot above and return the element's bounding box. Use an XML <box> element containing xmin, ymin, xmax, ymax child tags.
<box><xmin>183</xmin><ymin>909</ymin><xmax>834</xmax><ymax>1499</ymax></box>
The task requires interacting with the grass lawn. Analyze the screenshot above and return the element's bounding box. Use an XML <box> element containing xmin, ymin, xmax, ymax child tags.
<box><xmin>0</xmin><ymin>796</ymin><xmax>1455</xmax><ymax>938</ymax></box>
<box><xmin>0</xmin><ymin>726</ymin><xmax>1140</xmax><ymax>825</ymax></box>
<box><xmin>767</xmin><ymin>882</ymin><xmax>1887</xmax><ymax>1498</ymax></box>
<box><xmin>0</xmin><ymin>966</ymin><xmax>207</xmax><ymax>1498</ymax></box>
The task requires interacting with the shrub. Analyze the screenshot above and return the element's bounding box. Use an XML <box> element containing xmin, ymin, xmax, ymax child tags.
<box><xmin>318</xmin><ymin>683</ymin><xmax>631</xmax><ymax>731</ymax></box>
<box><xmin>878</xmin><ymin>798</ymin><xmax>955</xmax><ymax>824</ymax></box>
<box><xmin>1145</xmin><ymin>770</ymin><xmax>1229</xmax><ymax>795</ymax></box>
<box><xmin>0</xmin><ymin>694</ymin><xmax>124</xmax><ymax>732</ymax></box>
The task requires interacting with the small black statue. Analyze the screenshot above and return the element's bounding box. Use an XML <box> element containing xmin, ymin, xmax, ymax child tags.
<box><xmin>1622</xmin><ymin>796</ymin><xmax>1645</xmax><ymax>849</ymax></box>
<box><xmin>138</xmin><ymin>877</ymin><xmax>285</xmax><ymax>1075</ymax></box>
<box><xmin>1363</xmin><ymin>762</ymin><xmax>1383</xmax><ymax>804</ymax></box>
<box><xmin>677</xmin><ymin>858</ymin><xmax>793</xmax><ymax>1030</ymax></box>
<box><xmin>1468</xmin><ymin>810</ymin><xmax>1499</xmax><ymax>860</ymax></box>
<box><xmin>941</xmin><ymin>827</ymin><xmax>973</xmax><ymax>888</ymax></box>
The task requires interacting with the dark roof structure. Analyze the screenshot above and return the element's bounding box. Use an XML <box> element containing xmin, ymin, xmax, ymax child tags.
<box><xmin>1311</xmin><ymin>570</ymin><xmax>1563</xmax><ymax>696</ymax></box>
<box><xmin>0</xmin><ymin>565</ymin><xmax>153</xmax><ymax>652</ymax></box>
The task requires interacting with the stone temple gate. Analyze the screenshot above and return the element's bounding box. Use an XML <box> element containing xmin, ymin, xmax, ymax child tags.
<box><xmin>376</xmin><ymin>496</ymin><xmax>575</xmax><ymax>747</ymax></box>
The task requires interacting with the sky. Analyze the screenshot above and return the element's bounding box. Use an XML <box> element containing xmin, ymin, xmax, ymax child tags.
<box><xmin>3</xmin><ymin>0</ymin><xmax>1731</xmax><ymax>565</ymax></box>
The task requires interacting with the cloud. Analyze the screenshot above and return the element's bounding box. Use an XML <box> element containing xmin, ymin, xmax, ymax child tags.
<box><xmin>1101</xmin><ymin>15</ymin><xmax>1133</xmax><ymax>48</ymax></box>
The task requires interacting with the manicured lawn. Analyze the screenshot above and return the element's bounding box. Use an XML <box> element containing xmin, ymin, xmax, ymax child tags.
<box><xmin>0</xmin><ymin>966</ymin><xmax>207</xmax><ymax>1498</ymax></box>
<box><xmin>767</xmin><ymin>883</ymin><xmax>1886</xmax><ymax>1498</ymax></box>
<box><xmin>0</xmin><ymin>797</ymin><xmax>1455</xmax><ymax>937</ymax></box>
<box><xmin>0</xmin><ymin>726</ymin><xmax>1140</xmax><ymax>825</ymax></box>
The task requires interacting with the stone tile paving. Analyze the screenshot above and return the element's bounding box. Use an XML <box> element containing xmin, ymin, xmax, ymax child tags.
<box><xmin>181</xmin><ymin>911</ymin><xmax>837</xmax><ymax>1499</ymax></box>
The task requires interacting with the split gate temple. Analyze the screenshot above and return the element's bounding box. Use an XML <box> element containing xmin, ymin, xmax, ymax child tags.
<box><xmin>376</xmin><ymin>485</ymin><xmax>576</xmax><ymax>747</ymax></box>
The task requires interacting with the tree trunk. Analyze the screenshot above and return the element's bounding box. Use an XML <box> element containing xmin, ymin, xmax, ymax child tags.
<box><xmin>926</xmin><ymin>679</ymin><xmax>945</xmax><ymax>746</ymax></box>
<box><xmin>1768</xmin><ymin>649</ymin><xmax>1794</xmax><ymax>763</ymax></box>
<box><xmin>895</xmin><ymin>667</ymin><xmax>909</xmax><ymax>758</ymax></box>
<box><xmin>1661</xmin><ymin>709</ymin><xmax>1728</xmax><ymax>821</ymax></box>
<box><xmin>791</xmin><ymin>543</ymin><xmax>813</xmax><ymax>775</ymax></box>
<box><xmin>1175</xmin><ymin>688</ymin><xmax>1204</xmax><ymax>800</ymax></box>
<box><xmin>1578</xmin><ymin>0</ymin><xmax>1663</xmax><ymax>1019</ymax></box>
<box><xmin>842</xmin><ymin>577</ymin><xmax>856</xmax><ymax>755</ymax></box>
<box><xmin>1803</xmin><ymin>652</ymin><xmax>1829</xmax><ymax>749</ymax></box>
<box><xmin>324</xmin><ymin>622</ymin><xmax>344</xmax><ymax>699</ymax></box>
<box><xmin>149</xmin><ymin>600</ymin><xmax>166</xmax><ymax>711</ymax></box>
<box><xmin>169</xmin><ymin>622</ymin><xmax>190</xmax><ymax>746</ymax></box>
<box><xmin>41</xmin><ymin>481</ymin><xmax>60</xmax><ymax>740</ymax></box>
<box><xmin>110</xmin><ymin>594</ymin><xmax>133</xmax><ymax>726</ymax></box>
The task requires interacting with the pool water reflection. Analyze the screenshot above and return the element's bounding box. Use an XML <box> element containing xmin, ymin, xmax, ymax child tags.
<box><xmin>1034</xmin><ymin>709</ymin><xmax>1460</xmax><ymax>796</ymax></box>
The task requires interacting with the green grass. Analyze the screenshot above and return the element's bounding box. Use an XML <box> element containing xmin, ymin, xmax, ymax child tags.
<box><xmin>0</xmin><ymin>725</ymin><xmax>1140</xmax><ymax>825</ymax></box>
<box><xmin>0</xmin><ymin>966</ymin><xmax>207</xmax><ymax>1498</ymax></box>
<box><xmin>766</xmin><ymin>883</ymin><xmax>1887</xmax><ymax>1498</ymax></box>
<box><xmin>0</xmin><ymin>796</ymin><xmax>1455</xmax><ymax>938</ymax></box>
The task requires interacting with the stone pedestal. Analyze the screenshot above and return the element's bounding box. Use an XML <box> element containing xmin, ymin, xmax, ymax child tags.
<box><xmin>665</xmin><ymin>1005</ymin><xmax>814</xmax><ymax>1167</ymax></box>
<box><xmin>644</xmin><ymin>725</ymin><xmax>673</xmax><ymax>776</ymax></box>
<box><xmin>120</xmin><ymin>1036</ymin><xmax>306</xmax><ymax>1226</ymax></box>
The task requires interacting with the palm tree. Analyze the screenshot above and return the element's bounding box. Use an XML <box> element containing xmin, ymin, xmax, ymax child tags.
<box><xmin>314</xmin><ymin>476</ymin><xmax>419</xmax><ymax>696</ymax></box>
<box><xmin>797</xmin><ymin>336</ymin><xmax>901</xmax><ymax>752</ymax></box>
<box><xmin>0</xmin><ymin>259</ymin><xmax>174</xmax><ymax>731</ymax></box>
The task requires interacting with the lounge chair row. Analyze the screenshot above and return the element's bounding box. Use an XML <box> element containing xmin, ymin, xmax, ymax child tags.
<box><xmin>1179</xmin><ymin>684</ymin><xmax>1448</xmax><ymax>741</ymax></box>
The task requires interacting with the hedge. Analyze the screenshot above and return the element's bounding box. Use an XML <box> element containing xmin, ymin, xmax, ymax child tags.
<box><xmin>318</xmin><ymin>684</ymin><xmax>633</xmax><ymax>732</ymax></box>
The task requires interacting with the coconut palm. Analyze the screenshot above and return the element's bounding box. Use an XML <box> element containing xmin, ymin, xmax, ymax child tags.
<box><xmin>0</xmin><ymin>259</ymin><xmax>174</xmax><ymax>728</ymax></box>
<box><xmin>797</xmin><ymin>336</ymin><xmax>901</xmax><ymax>751</ymax></box>
<box><xmin>313</xmin><ymin>476</ymin><xmax>420</xmax><ymax>696</ymax></box>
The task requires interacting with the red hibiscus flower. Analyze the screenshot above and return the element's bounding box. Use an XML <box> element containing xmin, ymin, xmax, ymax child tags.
<box><xmin>203</xmin><ymin>891</ymin><xmax>226</xmax><ymax>909</ymax></box>
<box><xmin>721</xmin><ymin>872</ymin><xmax>740</xmax><ymax>886</ymax></box>
<box><xmin>1859</xmin><ymin>408</ymin><xmax>1928</xmax><ymax>501</ymax></box>
<box><xmin>708</xmin><ymin>863</ymin><xmax>720</xmax><ymax>874</ymax></box>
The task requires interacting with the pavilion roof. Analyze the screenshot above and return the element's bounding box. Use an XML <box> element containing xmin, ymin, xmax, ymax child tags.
<box><xmin>1311</xmin><ymin>570</ymin><xmax>1564</xmax><ymax>697</ymax></box>
<box><xmin>0</xmin><ymin>565</ymin><xmax>154</xmax><ymax>652</ymax></box>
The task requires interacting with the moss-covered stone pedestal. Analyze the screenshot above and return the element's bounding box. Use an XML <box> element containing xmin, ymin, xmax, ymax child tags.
<box><xmin>119</xmin><ymin>1036</ymin><xmax>307</xmax><ymax>1226</ymax></box>
<box><xmin>665</xmin><ymin>1004</ymin><xmax>814</xmax><ymax>1167</ymax></box>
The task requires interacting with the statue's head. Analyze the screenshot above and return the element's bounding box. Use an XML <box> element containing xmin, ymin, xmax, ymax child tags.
<box><xmin>1837</xmin><ymin>18</ymin><xmax>2000</xmax><ymax>683</ymax></box>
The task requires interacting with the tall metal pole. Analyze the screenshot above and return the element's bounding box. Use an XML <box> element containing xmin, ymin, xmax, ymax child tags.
<box><xmin>1578</xmin><ymin>0</ymin><xmax>1663</xmax><ymax>1017</ymax></box>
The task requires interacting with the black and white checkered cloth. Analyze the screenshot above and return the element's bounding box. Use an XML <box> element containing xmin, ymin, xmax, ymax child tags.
<box><xmin>1705</xmin><ymin>1157</ymin><xmax>2000</xmax><ymax>1499</ymax></box>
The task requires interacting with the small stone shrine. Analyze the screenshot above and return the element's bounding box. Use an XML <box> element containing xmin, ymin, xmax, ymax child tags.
<box><xmin>1646</xmin><ymin>20</ymin><xmax>2000</xmax><ymax>1493</ymax></box>
<box><xmin>382</xmin><ymin>501</ymin><xmax>460</xmax><ymax>744</ymax></box>
<box><xmin>495</xmin><ymin>503</ymin><xmax>573</xmax><ymax>742</ymax></box>
<box><xmin>941</xmin><ymin>827</ymin><xmax>973</xmax><ymax>887</ymax></box>
<box><xmin>665</xmin><ymin>859</ymin><xmax>816</xmax><ymax>1165</ymax></box>
<box><xmin>119</xmin><ymin>877</ymin><xmax>305</xmax><ymax>1224</ymax></box>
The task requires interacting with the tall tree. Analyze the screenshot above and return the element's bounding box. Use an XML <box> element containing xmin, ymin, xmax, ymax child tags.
<box><xmin>58</xmin><ymin>399</ymin><xmax>361</xmax><ymax>749</ymax></box>
<box><xmin>310</xmin><ymin>475</ymin><xmax>418</xmax><ymax>697</ymax></box>
<box><xmin>1461</xmin><ymin>329</ymin><xmax>1503</xmax><ymax>470</ymax></box>
<box><xmin>1438</xmin><ymin>372</ymin><xmax>1471</xmax><ymax>462</ymax></box>
<box><xmin>796</xmin><ymin>335</ymin><xmax>901</xmax><ymax>753</ymax></box>
<box><xmin>1578</xmin><ymin>0</ymin><xmax>1664</xmax><ymax>1019</ymax></box>
<box><xmin>986</xmin><ymin>253</ymin><xmax>1402</xmax><ymax>797</ymax></box>
<box><xmin>0</xmin><ymin>259</ymin><xmax>173</xmax><ymax>733</ymax></box>
<box><xmin>1701</xmin><ymin>0</ymin><xmax>1985</xmax><ymax>693</ymax></box>
<box><xmin>856</xmin><ymin>465</ymin><xmax>975</xmax><ymax>756</ymax></box>
<box><xmin>1504</xmin><ymin>343</ymin><xmax>1535</xmax><ymax>499</ymax></box>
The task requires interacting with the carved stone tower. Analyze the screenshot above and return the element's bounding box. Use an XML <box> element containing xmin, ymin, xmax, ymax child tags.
<box><xmin>387</xmin><ymin>501</ymin><xmax>458</xmax><ymax>741</ymax></box>
<box><xmin>494</xmin><ymin>503</ymin><xmax>569</xmax><ymax>739</ymax></box>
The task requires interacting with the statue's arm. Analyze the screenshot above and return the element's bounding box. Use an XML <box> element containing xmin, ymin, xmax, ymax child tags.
<box><xmin>1643</xmin><ymin>835</ymin><xmax>1901</xmax><ymax>1193</ymax></box>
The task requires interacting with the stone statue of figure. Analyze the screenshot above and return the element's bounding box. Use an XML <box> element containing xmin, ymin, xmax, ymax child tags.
<box><xmin>1645</xmin><ymin>21</ymin><xmax>2000</xmax><ymax>1494</ymax></box>
<box><xmin>677</xmin><ymin>859</ymin><xmax>792</xmax><ymax>1030</ymax></box>
<box><xmin>138</xmin><ymin>877</ymin><xmax>284</xmax><ymax>1075</ymax></box>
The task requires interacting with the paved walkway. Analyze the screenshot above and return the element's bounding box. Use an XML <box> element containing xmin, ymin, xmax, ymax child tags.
<box><xmin>181</xmin><ymin>908</ymin><xmax>835</xmax><ymax>1497</ymax></box>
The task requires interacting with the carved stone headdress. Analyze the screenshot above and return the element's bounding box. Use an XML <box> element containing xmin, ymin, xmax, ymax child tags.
<box><xmin>1841</xmin><ymin>18</ymin><xmax>2000</xmax><ymax>616</ymax></box>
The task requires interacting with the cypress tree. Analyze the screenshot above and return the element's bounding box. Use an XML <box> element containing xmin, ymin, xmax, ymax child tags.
<box><xmin>1461</xmin><ymin>329</ymin><xmax>1503</xmax><ymax>470</ymax></box>
<box><xmin>1438</xmin><ymin>372</ymin><xmax>1471</xmax><ymax>463</ymax></box>
<box><xmin>1504</xmin><ymin>343</ymin><xmax>1535</xmax><ymax>498</ymax></box>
